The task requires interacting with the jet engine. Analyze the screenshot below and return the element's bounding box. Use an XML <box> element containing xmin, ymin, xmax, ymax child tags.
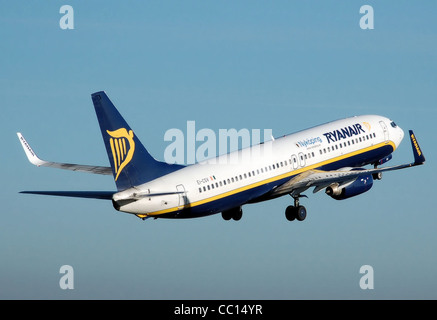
<box><xmin>326</xmin><ymin>174</ymin><xmax>373</xmax><ymax>200</ymax></box>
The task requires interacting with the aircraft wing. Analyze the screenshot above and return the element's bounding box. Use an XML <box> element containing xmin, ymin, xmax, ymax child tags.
<box><xmin>271</xmin><ymin>130</ymin><xmax>425</xmax><ymax>197</ymax></box>
<box><xmin>17</xmin><ymin>132</ymin><xmax>113</xmax><ymax>175</ymax></box>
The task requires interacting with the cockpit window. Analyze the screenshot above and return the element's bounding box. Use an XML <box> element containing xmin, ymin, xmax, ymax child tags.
<box><xmin>390</xmin><ymin>121</ymin><xmax>397</xmax><ymax>128</ymax></box>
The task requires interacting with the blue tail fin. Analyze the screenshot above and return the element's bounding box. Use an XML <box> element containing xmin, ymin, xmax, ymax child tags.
<box><xmin>91</xmin><ymin>91</ymin><xmax>184</xmax><ymax>191</ymax></box>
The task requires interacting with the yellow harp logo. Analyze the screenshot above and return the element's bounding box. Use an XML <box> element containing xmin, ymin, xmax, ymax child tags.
<box><xmin>107</xmin><ymin>128</ymin><xmax>135</xmax><ymax>181</ymax></box>
<box><xmin>363</xmin><ymin>122</ymin><xmax>371</xmax><ymax>131</ymax></box>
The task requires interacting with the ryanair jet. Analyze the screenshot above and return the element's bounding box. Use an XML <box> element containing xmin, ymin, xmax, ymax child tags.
<box><xmin>17</xmin><ymin>92</ymin><xmax>425</xmax><ymax>221</ymax></box>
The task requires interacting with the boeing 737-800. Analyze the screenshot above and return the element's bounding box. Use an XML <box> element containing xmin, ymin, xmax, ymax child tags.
<box><xmin>17</xmin><ymin>91</ymin><xmax>425</xmax><ymax>221</ymax></box>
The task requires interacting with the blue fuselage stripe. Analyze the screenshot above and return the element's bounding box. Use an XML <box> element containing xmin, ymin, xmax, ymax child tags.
<box><xmin>159</xmin><ymin>144</ymin><xmax>394</xmax><ymax>219</ymax></box>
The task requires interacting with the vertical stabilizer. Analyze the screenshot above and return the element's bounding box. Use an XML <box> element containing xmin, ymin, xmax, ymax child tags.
<box><xmin>91</xmin><ymin>91</ymin><xmax>184</xmax><ymax>190</ymax></box>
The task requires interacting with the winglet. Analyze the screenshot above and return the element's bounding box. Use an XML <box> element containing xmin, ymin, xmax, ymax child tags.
<box><xmin>409</xmin><ymin>130</ymin><xmax>425</xmax><ymax>165</ymax></box>
<box><xmin>17</xmin><ymin>133</ymin><xmax>46</xmax><ymax>167</ymax></box>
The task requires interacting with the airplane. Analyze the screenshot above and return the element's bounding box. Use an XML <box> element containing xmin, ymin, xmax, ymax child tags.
<box><xmin>17</xmin><ymin>91</ymin><xmax>425</xmax><ymax>222</ymax></box>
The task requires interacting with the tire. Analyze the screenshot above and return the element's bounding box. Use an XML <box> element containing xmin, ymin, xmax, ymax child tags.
<box><xmin>296</xmin><ymin>206</ymin><xmax>307</xmax><ymax>221</ymax></box>
<box><xmin>222</xmin><ymin>211</ymin><xmax>232</xmax><ymax>220</ymax></box>
<box><xmin>285</xmin><ymin>205</ymin><xmax>296</xmax><ymax>221</ymax></box>
<box><xmin>373</xmin><ymin>172</ymin><xmax>383</xmax><ymax>180</ymax></box>
<box><xmin>232</xmin><ymin>208</ymin><xmax>242</xmax><ymax>221</ymax></box>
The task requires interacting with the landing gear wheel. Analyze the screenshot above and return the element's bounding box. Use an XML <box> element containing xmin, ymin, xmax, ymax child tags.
<box><xmin>285</xmin><ymin>206</ymin><xmax>296</xmax><ymax>221</ymax></box>
<box><xmin>232</xmin><ymin>208</ymin><xmax>243</xmax><ymax>221</ymax></box>
<box><xmin>285</xmin><ymin>194</ymin><xmax>308</xmax><ymax>222</ymax></box>
<box><xmin>372</xmin><ymin>172</ymin><xmax>383</xmax><ymax>180</ymax></box>
<box><xmin>296</xmin><ymin>206</ymin><xmax>307</xmax><ymax>221</ymax></box>
<box><xmin>222</xmin><ymin>207</ymin><xmax>242</xmax><ymax>221</ymax></box>
<box><xmin>221</xmin><ymin>211</ymin><xmax>232</xmax><ymax>221</ymax></box>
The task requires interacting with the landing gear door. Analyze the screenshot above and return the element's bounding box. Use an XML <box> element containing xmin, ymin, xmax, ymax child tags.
<box><xmin>176</xmin><ymin>184</ymin><xmax>187</xmax><ymax>209</ymax></box>
<box><xmin>379</xmin><ymin>121</ymin><xmax>389</xmax><ymax>141</ymax></box>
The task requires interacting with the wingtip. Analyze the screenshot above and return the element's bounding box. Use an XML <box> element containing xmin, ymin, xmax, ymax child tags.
<box><xmin>409</xmin><ymin>130</ymin><xmax>425</xmax><ymax>165</ymax></box>
<box><xmin>17</xmin><ymin>133</ymin><xmax>45</xmax><ymax>166</ymax></box>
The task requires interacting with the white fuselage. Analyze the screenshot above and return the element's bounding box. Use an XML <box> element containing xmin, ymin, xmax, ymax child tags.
<box><xmin>113</xmin><ymin>115</ymin><xmax>404</xmax><ymax>218</ymax></box>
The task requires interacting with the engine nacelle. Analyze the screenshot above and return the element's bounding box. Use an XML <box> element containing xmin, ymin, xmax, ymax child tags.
<box><xmin>326</xmin><ymin>174</ymin><xmax>373</xmax><ymax>200</ymax></box>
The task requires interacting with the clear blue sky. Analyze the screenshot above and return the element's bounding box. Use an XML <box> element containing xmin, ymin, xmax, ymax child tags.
<box><xmin>1</xmin><ymin>1</ymin><xmax>436</xmax><ymax>299</ymax></box>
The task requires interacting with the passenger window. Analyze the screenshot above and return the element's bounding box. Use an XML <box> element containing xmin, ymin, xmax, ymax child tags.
<box><xmin>207</xmin><ymin>185</ymin><xmax>210</xmax><ymax>190</ymax></box>
<box><xmin>312</xmin><ymin>152</ymin><xmax>314</xmax><ymax>157</ymax></box>
<box><xmin>199</xmin><ymin>187</ymin><xmax>202</xmax><ymax>193</ymax></box>
<box><xmin>203</xmin><ymin>186</ymin><xmax>206</xmax><ymax>192</ymax></box>
<box><xmin>219</xmin><ymin>181</ymin><xmax>222</xmax><ymax>187</ymax></box>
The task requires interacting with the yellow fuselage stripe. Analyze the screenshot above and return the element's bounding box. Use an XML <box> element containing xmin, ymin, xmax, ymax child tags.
<box><xmin>137</xmin><ymin>141</ymin><xmax>395</xmax><ymax>218</ymax></box>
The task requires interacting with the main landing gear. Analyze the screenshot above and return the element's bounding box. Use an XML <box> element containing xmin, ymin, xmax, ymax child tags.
<box><xmin>372</xmin><ymin>163</ymin><xmax>383</xmax><ymax>180</ymax></box>
<box><xmin>285</xmin><ymin>195</ymin><xmax>307</xmax><ymax>222</ymax></box>
<box><xmin>222</xmin><ymin>206</ymin><xmax>243</xmax><ymax>221</ymax></box>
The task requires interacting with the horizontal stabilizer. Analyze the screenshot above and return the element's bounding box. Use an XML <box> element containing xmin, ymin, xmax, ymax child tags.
<box><xmin>17</xmin><ymin>132</ymin><xmax>112</xmax><ymax>175</ymax></box>
<box><xmin>20</xmin><ymin>191</ymin><xmax>115</xmax><ymax>200</ymax></box>
<box><xmin>113</xmin><ymin>190</ymin><xmax>184</xmax><ymax>201</ymax></box>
